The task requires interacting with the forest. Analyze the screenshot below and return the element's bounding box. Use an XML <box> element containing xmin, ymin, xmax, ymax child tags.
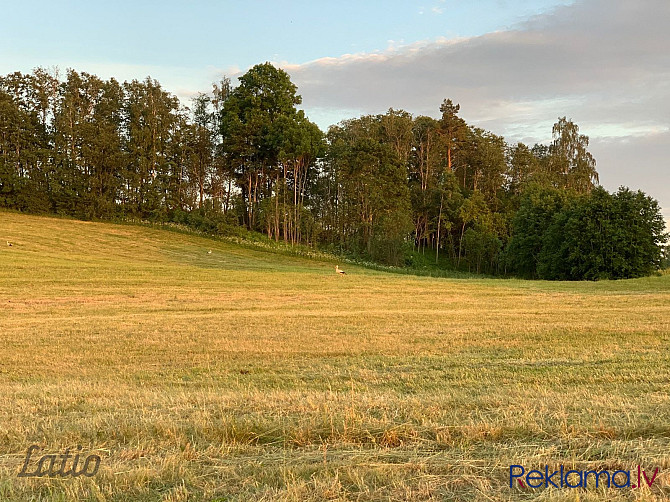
<box><xmin>1</xmin><ymin>63</ymin><xmax>667</xmax><ymax>279</ymax></box>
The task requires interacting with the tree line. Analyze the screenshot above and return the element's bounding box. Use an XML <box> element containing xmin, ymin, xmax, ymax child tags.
<box><xmin>1</xmin><ymin>64</ymin><xmax>666</xmax><ymax>279</ymax></box>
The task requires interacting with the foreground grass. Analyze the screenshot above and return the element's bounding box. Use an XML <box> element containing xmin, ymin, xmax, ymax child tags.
<box><xmin>0</xmin><ymin>212</ymin><xmax>669</xmax><ymax>501</ymax></box>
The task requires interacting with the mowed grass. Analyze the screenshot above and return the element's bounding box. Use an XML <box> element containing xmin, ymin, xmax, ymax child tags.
<box><xmin>1</xmin><ymin>212</ymin><xmax>669</xmax><ymax>501</ymax></box>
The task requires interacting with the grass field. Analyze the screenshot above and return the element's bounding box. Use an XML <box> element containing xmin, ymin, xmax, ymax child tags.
<box><xmin>1</xmin><ymin>212</ymin><xmax>669</xmax><ymax>501</ymax></box>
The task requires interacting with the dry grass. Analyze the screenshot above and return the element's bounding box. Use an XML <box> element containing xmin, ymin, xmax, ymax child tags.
<box><xmin>0</xmin><ymin>211</ymin><xmax>669</xmax><ymax>501</ymax></box>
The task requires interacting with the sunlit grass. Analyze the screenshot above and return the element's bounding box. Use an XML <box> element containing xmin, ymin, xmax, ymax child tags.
<box><xmin>1</xmin><ymin>211</ymin><xmax>669</xmax><ymax>501</ymax></box>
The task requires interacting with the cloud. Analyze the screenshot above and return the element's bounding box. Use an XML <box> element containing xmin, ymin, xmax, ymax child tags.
<box><xmin>279</xmin><ymin>0</ymin><xmax>670</xmax><ymax>218</ymax></box>
<box><xmin>590</xmin><ymin>131</ymin><xmax>670</xmax><ymax>226</ymax></box>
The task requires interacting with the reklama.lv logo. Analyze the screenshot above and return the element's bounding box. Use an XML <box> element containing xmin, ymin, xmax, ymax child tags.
<box><xmin>510</xmin><ymin>465</ymin><xmax>660</xmax><ymax>489</ymax></box>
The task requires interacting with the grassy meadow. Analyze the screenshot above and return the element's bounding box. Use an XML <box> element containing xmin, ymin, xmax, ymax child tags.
<box><xmin>1</xmin><ymin>211</ymin><xmax>669</xmax><ymax>501</ymax></box>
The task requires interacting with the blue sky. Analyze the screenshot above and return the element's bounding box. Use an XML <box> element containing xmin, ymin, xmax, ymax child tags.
<box><xmin>3</xmin><ymin>0</ymin><xmax>571</xmax><ymax>72</ymax></box>
<box><xmin>2</xmin><ymin>0</ymin><xmax>669</xmax><ymax>220</ymax></box>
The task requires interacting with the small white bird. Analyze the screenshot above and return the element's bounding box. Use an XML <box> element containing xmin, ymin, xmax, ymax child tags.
<box><xmin>335</xmin><ymin>265</ymin><xmax>346</xmax><ymax>275</ymax></box>
<box><xmin>207</xmin><ymin>250</ymin><xmax>212</xmax><ymax>254</ymax></box>
<box><xmin>6</xmin><ymin>241</ymin><xmax>12</xmax><ymax>247</ymax></box>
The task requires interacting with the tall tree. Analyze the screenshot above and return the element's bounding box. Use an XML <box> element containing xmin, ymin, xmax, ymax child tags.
<box><xmin>549</xmin><ymin>117</ymin><xmax>598</xmax><ymax>193</ymax></box>
<box><xmin>219</xmin><ymin>63</ymin><xmax>303</xmax><ymax>230</ymax></box>
<box><xmin>438</xmin><ymin>99</ymin><xmax>467</xmax><ymax>176</ymax></box>
<box><xmin>323</xmin><ymin>112</ymin><xmax>412</xmax><ymax>264</ymax></box>
<box><xmin>122</xmin><ymin>77</ymin><xmax>179</xmax><ymax>217</ymax></box>
<box><xmin>189</xmin><ymin>93</ymin><xmax>214</xmax><ymax>210</ymax></box>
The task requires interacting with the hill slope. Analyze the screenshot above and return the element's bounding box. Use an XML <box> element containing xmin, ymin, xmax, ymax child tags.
<box><xmin>1</xmin><ymin>212</ymin><xmax>669</xmax><ymax>501</ymax></box>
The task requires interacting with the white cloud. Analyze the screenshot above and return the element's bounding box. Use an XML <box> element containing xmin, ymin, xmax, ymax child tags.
<box><xmin>278</xmin><ymin>0</ymin><xmax>670</xmax><ymax>216</ymax></box>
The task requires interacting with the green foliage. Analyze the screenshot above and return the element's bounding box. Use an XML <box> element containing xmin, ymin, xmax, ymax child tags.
<box><xmin>462</xmin><ymin>224</ymin><xmax>502</xmax><ymax>274</ymax></box>
<box><xmin>660</xmin><ymin>242</ymin><xmax>670</xmax><ymax>270</ymax></box>
<box><xmin>219</xmin><ymin>63</ymin><xmax>323</xmax><ymax>238</ymax></box>
<box><xmin>369</xmin><ymin>210</ymin><xmax>414</xmax><ymax>266</ymax></box>
<box><xmin>2</xmin><ymin>66</ymin><xmax>665</xmax><ymax>280</ymax></box>
<box><xmin>548</xmin><ymin>117</ymin><xmax>598</xmax><ymax>193</ymax></box>
<box><xmin>505</xmin><ymin>185</ymin><xmax>574</xmax><ymax>278</ymax></box>
<box><xmin>507</xmin><ymin>186</ymin><xmax>668</xmax><ymax>280</ymax></box>
<box><xmin>323</xmin><ymin>113</ymin><xmax>413</xmax><ymax>264</ymax></box>
<box><xmin>539</xmin><ymin>187</ymin><xmax>667</xmax><ymax>280</ymax></box>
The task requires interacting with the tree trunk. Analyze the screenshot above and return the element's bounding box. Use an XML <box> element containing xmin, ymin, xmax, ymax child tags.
<box><xmin>436</xmin><ymin>194</ymin><xmax>443</xmax><ymax>264</ymax></box>
<box><xmin>458</xmin><ymin>222</ymin><xmax>466</xmax><ymax>265</ymax></box>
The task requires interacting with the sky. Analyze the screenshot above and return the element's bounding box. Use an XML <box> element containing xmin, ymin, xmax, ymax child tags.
<box><xmin>2</xmin><ymin>0</ymin><xmax>669</xmax><ymax>223</ymax></box>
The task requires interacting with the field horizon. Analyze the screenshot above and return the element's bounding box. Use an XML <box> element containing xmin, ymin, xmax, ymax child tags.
<box><xmin>1</xmin><ymin>211</ymin><xmax>669</xmax><ymax>501</ymax></box>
